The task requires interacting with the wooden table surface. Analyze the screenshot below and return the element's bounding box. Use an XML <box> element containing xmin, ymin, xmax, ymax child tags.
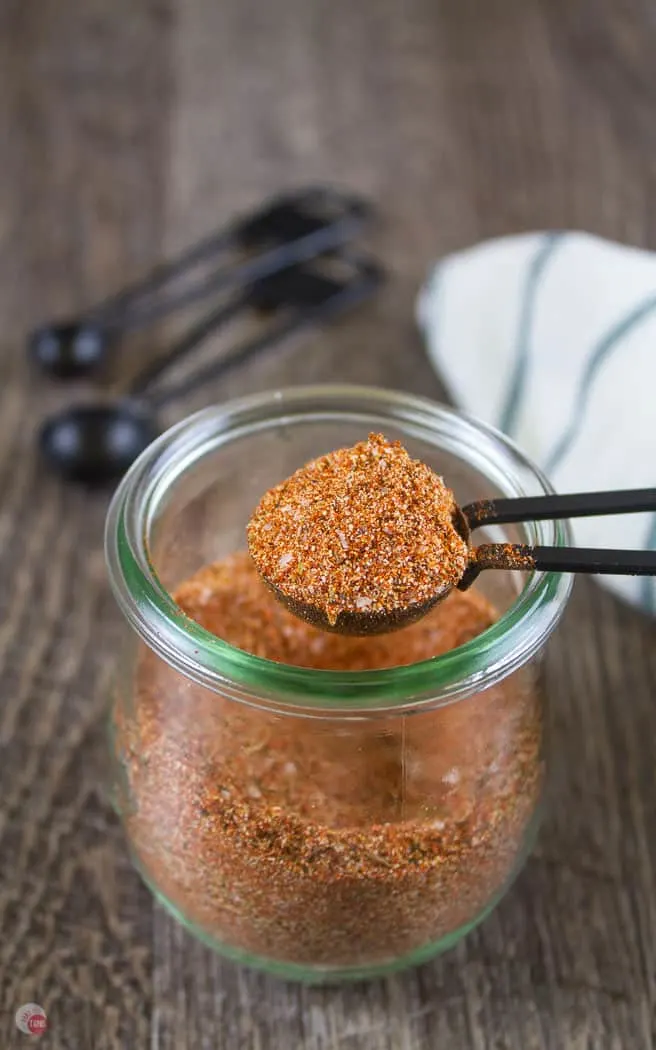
<box><xmin>1</xmin><ymin>2</ymin><xmax>655</xmax><ymax>1047</ymax></box>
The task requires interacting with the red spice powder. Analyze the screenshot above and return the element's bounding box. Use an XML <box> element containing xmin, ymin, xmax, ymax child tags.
<box><xmin>114</xmin><ymin>552</ymin><xmax>543</xmax><ymax>972</ymax></box>
<box><xmin>174</xmin><ymin>551</ymin><xmax>497</xmax><ymax>669</ymax></box>
<box><xmin>247</xmin><ymin>433</ymin><xmax>469</xmax><ymax>625</ymax></box>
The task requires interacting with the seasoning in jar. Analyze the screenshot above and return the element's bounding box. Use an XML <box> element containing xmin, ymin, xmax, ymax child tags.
<box><xmin>247</xmin><ymin>432</ymin><xmax>469</xmax><ymax>626</ymax></box>
<box><xmin>115</xmin><ymin>552</ymin><xmax>543</xmax><ymax>969</ymax></box>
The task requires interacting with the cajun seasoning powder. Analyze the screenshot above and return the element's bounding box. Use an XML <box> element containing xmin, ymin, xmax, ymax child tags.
<box><xmin>247</xmin><ymin>433</ymin><xmax>469</xmax><ymax>625</ymax></box>
<box><xmin>114</xmin><ymin>552</ymin><xmax>544</xmax><ymax>973</ymax></box>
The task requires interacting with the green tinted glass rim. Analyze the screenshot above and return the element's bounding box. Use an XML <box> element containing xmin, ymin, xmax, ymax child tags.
<box><xmin>106</xmin><ymin>385</ymin><xmax>573</xmax><ymax>712</ymax></box>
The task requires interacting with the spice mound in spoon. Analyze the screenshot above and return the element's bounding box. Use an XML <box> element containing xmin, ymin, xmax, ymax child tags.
<box><xmin>247</xmin><ymin>432</ymin><xmax>470</xmax><ymax>635</ymax></box>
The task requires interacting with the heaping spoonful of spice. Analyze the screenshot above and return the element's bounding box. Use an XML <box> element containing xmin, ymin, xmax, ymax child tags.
<box><xmin>247</xmin><ymin>433</ymin><xmax>656</xmax><ymax>636</ymax></box>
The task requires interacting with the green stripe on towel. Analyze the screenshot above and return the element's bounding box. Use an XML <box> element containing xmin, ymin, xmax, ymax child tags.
<box><xmin>498</xmin><ymin>233</ymin><xmax>563</xmax><ymax>436</ymax></box>
<box><xmin>546</xmin><ymin>293</ymin><xmax>656</xmax><ymax>474</ymax></box>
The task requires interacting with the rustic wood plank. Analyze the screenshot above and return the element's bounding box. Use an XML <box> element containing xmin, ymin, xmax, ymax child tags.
<box><xmin>0</xmin><ymin>2</ymin><xmax>172</xmax><ymax>1048</ymax></box>
<box><xmin>0</xmin><ymin>0</ymin><xmax>655</xmax><ymax>1047</ymax></box>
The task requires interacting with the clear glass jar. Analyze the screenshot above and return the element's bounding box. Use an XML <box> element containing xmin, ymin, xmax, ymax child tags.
<box><xmin>106</xmin><ymin>385</ymin><xmax>572</xmax><ymax>983</ymax></box>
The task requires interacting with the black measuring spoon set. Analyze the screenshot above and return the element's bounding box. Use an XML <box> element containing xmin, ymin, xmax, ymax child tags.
<box><xmin>29</xmin><ymin>187</ymin><xmax>383</xmax><ymax>484</ymax></box>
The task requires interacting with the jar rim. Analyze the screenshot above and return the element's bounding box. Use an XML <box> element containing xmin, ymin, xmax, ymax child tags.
<box><xmin>105</xmin><ymin>385</ymin><xmax>573</xmax><ymax>712</ymax></box>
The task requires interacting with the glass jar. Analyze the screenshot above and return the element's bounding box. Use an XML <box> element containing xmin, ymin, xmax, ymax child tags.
<box><xmin>106</xmin><ymin>385</ymin><xmax>572</xmax><ymax>983</ymax></box>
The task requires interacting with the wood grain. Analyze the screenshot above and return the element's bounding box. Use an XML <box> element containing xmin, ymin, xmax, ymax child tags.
<box><xmin>0</xmin><ymin>2</ymin><xmax>171</xmax><ymax>1047</ymax></box>
<box><xmin>0</xmin><ymin>1</ymin><xmax>655</xmax><ymax>1047</ymax></box>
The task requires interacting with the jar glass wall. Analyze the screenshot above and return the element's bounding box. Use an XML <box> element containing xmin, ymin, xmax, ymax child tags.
<box><xmin>106</xmin><ymin>386</ymin><xmax>572</xmax><ymax>982</ymax></box>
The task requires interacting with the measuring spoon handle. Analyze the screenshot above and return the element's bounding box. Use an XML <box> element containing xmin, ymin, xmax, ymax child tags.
<box><xmin>459</xmin><ymin>543</ymin><xmax>656</xmax><ymax>590</ymax></box>
<box><xmin>463</xmin><ymin>488</ymin><xmax>656</xmax><ymax>530</ymax></box>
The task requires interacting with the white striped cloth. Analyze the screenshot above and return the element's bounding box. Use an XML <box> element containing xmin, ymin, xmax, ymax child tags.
<box><xmin>417</xmin><ymin>231</ymin><xmax>656</xmax><ymax>614</ymax></box>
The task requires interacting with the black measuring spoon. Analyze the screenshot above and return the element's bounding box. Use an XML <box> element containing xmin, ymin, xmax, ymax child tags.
<box><xmin>258</xmin><ymin>486</ymin><xmax>656</xmax><ymax>635</ymax></box>
<box><xmin>29</xmin><ymin>187</ymin><xmax>372</xmax><ymax>378</ymax></box>
<box><xmin>39</xmin><ymin>257</ymin><xmax>383</xmax><ymax>485</ymax></box>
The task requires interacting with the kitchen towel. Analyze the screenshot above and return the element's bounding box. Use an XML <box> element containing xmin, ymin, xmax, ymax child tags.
<box><xmin>417</xmin><ymin>231</ymin><xmax>656</xmax><ymax>613</ymax></box>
